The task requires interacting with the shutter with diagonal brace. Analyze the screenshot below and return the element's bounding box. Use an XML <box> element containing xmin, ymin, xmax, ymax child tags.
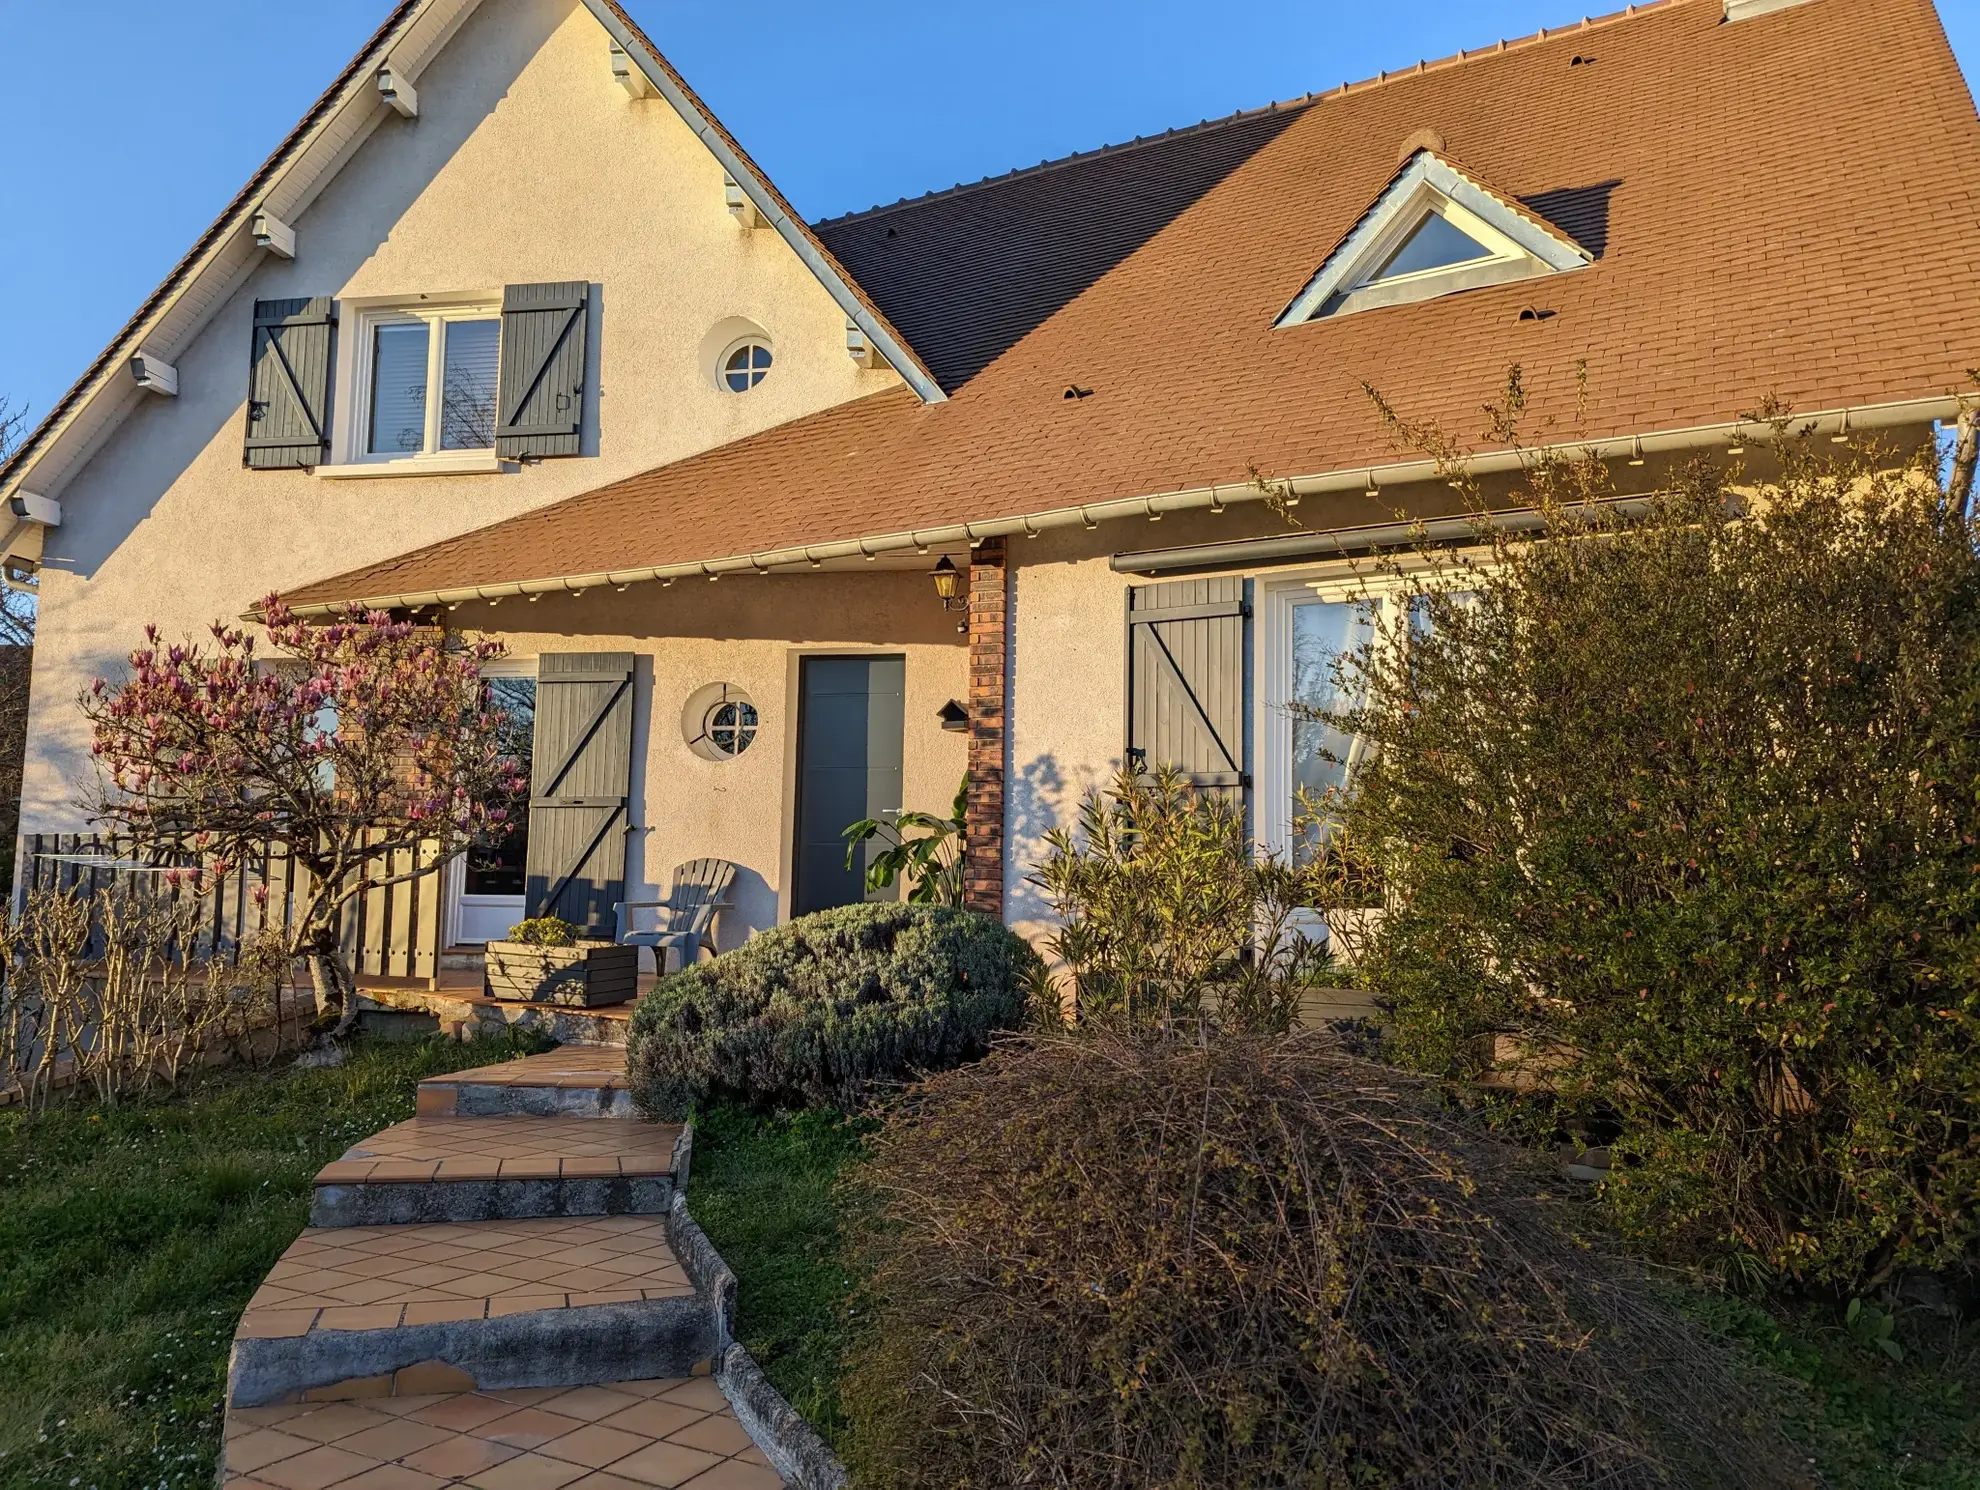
<box><xmin>496</xmin><ymin>281</ymin><xmax>589</xmax><ymax>459</ymax></box>
<box><xmin>244</xmin><ymin>297</ymin><xmax>336</xmax><ymax>469</ymax></box>
<box><xmin>524</xmin><ymin>653</ymin><xmax>635</xmax><ymax>933</ymax></box>
<box><xmin>1125</xmin><ymin>577</ymin><xmax>1251</xmax><ymax>801</ymax></box>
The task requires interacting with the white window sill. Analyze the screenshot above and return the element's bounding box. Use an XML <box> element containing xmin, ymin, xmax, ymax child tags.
<box><xmin>314</xmin><ymin>453</ymin><xmax>515</xmax><ymax>480</ymax></box>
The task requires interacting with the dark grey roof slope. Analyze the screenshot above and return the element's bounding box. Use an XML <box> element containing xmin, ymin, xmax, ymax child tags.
<box><xmin>814</xmin><ymin>106</ymin><xmax>1304</xmax><ymax>391</ymax></box>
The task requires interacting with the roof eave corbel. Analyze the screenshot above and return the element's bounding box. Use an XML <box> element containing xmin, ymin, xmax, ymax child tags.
<box><xmin>578</xmin><ymin>0</ymin><xmax>947</xmax><ymax>404</ymax></box>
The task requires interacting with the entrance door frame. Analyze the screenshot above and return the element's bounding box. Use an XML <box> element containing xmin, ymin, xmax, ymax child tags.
<box><xmin>784</xmin><ymin>649</ymin><xmax>908</xmax><ymax>922</ymax></box>
<box><xmin>446</xmin><ymin>655</ymin><xmax>537</xmax><ymax>947</ymax></box>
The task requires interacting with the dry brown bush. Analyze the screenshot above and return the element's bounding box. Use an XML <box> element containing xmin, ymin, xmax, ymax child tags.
<box><xmin>0</xmin><ymin>884</ymin><xmax>294</xmax><ymax>1109</ymax></box>
<box><xmin>840</xmin><ymin>1029</ymin><xmax>1808</xmax><ymax>1489</ymax></box>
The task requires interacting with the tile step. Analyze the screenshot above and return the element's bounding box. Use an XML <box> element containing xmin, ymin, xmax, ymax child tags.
<box><xmin>229</xmin><ymin>1293</ymin><xmax>711</xmax><ymax>1409</ymax></box>
<box><xmin>232</xmin><ymin>1215</ymin><xmax>705</xmax><ymax>1408</ymax></box>
<box><xmin>418</xmin><ymin>1047</ymin><xmax>635</xmax><ymax>1120</ymax></box>
<box><xmin>221</xmin><ymin>1375</ymin><xmax>788</xmax><ymax>1489</ymax></box>
<box><xmin>310</xmin><ymin>1114</ymin><xmax>684</xmax><ymax>1226</ymax></box>
<box><xmin>311</xmin><ymin>1172</ymin><xmax>675</xmax><ymax>1227</ymax></box>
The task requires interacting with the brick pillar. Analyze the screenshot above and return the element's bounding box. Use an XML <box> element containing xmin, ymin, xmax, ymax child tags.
<box><xmin>964</xmin><ymin>539</ymin><xmax>1007</xmax><ymax>918</ymax></box>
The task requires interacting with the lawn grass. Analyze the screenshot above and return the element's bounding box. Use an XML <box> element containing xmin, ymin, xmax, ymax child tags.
<box><xmin>0</xmin><ymin>1032</ymin><xmax>547</xmax><ymax>1490</ymax></box>
<box><xmin>1686</xmin><ymin>1289</ymin><xmax>1980</xmax><ymax>1489</ymax></box>
<box><xmin>680</xmin><ymin>1104</ymin><xmax>869</xmax><ymax>1447</ymax></box>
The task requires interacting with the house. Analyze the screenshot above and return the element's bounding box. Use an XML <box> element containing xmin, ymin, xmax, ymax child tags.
<box><xmin>4</xmin><ymin>0</ymin><xmax>1977</xmax><ymax>969</ymax></box>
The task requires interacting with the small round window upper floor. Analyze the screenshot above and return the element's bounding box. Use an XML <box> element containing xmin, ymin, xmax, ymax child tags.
<box><xmin>721</xmin><ymin>339</ymin><xmax>772</xmax><ymax>393</ymax></box>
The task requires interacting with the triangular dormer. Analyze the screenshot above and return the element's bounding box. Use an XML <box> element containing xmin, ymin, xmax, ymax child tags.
<box><xmin>1276</xmin><ymin>150</ymin><xmax>1592</xmax><ymax>325</ymax></box>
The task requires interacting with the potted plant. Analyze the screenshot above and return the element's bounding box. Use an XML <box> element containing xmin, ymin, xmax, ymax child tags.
<box><xmin>483</xmin><ymin>916</ymin><xmax>640</xmax><ymax>1007</ymax></box>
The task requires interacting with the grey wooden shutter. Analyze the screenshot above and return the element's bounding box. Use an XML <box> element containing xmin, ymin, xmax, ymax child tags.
<box><xmin>524</xmin><ymin>653</ymin><xmax>635</xmax><ymax>934</ymax></box>
<box><xmin>1125</xmin><ymin>577</ymin><xmax>1250</xmax><ymax>799</ymax></box>
<box><xmin>496</xmin><ymin>282</ymin><xmax>589</xmax><ymax>459</ymax></box>
<box><xmin>244</xmin><ymin>297</ymin><xmax>336</xmax><ymax>469</ymax></box>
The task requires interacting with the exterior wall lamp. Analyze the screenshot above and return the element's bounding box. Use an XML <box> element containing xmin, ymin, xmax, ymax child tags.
<box><xmin>931</xmin><ymin>555</ymin><xmax>967</xmax><ymax>612</ymax></box>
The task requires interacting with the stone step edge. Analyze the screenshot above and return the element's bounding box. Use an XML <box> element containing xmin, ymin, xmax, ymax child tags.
<box><xmin>416</xmin><ymin>1080</ymin><xmax>635</xmax><ymax>1121</ymax></box>
<box><xmin>667</xmin><ymin>1171</ymin><xmax>847</xmax><ymax>1490</ymax></box>
<box><xmin>227</xmin><ymin>1294</ymin><xmax>710</xmax><ymax>1409</ymax></box>
<box><xmin>309</xmin><ymin>1173</ymin><xmax>675</xmax><ymax>1228</ymax></box>
<box><xmin>314</xmin><ymin>1157</ymin><xmax>669</xmax><ymax>1186</ymax></box>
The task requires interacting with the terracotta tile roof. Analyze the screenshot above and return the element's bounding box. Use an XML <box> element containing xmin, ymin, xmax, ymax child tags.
<box><xmin>285</xmin><ymin>0</ymin><xmax>1980</xmax><ymax>611</ymax></box>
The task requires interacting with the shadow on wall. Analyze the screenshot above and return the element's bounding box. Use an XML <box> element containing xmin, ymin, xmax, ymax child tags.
<box><xmin>816</xmin><ymin>108</ymin><xmax>1304</xmax><ymax>391</ymax></box>
<box><xmin>1004</xmin><ymin>750</ymin><xmax>1121</xmax><ymax>930</ymax></box>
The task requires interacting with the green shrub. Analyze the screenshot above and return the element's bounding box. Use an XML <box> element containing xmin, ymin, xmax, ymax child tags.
<box><xmin>1331</xmin><ymin>423</ymin><xmax>1980</xmax><ymax>1290</ymax></box>
<box><xmin>625</xmin><ymin>903</ymin><xmax>1037</xmax><ymax>1118</ymax></box>
<box><xmin>841</xmin><ymin>1029</ymin><xmax>1799</xmax><ymax>1489</ymax></box>
<box><xmin>1028</xmin><ymin>765</ymin><xmax>1329</xmax><ymax>1033</ymax></box>
<box><xmin>505</xmin><ymin>915</ymin><xmax>578</xmax><ymax>947</ymax></box>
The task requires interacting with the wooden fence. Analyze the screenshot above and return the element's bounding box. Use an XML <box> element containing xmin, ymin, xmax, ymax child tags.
<box><xmin>18</xmin><ymin>831</ymin><xmax>449</xmax><ymax>985</ymax></box>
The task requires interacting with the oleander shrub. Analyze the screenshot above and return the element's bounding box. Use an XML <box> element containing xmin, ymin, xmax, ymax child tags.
<box><xmin>626</xmin><ymin>903</ymin><xmax>1037</xmax><ymax>1118</ymax></box>
<box><xmin>1329</xmin><ymin>424</ymin><xmax>1980</xmax><ymax>1290</ymax></box>
<box><xmin>840</xmin><ymin>1029</ymin><xmax>1801</xmax><ymax>1490</ymax></box>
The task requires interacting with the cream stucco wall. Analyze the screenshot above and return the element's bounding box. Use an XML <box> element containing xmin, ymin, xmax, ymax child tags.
<box><xmin>474</xmin><ymin>573</ymin><xmax>967</xmax><ymax>950</ymax></box>
<box><xmin>22</xmin><ymin>0</ymin><xmax>898</xmax><ymax>829</ymax></box>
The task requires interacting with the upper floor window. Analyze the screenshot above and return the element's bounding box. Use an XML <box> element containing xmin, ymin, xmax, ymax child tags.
<box><xmin>721</xmin><ymin>338</ymin><xmax>773</xmax><ymax>393</ymax></box>
<box><xmin>363</xmin><ymin>306</ymin><xmax>501</xmax><ymax>457</ymax></box>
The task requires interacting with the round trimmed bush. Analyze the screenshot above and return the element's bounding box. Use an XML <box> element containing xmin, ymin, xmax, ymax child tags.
<box><xmin>625</xmin><ymin>903</ymin><xmax>1038</xmax><ymax>1118</ymax></box>
<box><xmin>841</xmin><ymin>1030</ymin><xmax>1802</xmax><ymax>1489</ymax></box>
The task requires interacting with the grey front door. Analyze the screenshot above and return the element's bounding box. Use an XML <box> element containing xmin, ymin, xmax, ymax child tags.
<box><xmin>793</xmin><ymin>655</ymin><xmax>906</xmax><ymax>917</ymax></box>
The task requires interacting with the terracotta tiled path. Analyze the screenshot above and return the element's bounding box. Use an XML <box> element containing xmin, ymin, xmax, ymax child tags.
<box><xmin>225</xmin><ymin>1377</ymin><xmax>782</xmax><ymax>1489</ymax></box>
<box><xmin>241</xmin><ymin>1216</ymin><xmax>697</xmax><ymax>1332</ymax></box>
<box><xmin>224</xmin><ymin>1049</ymin><xmax>788</xmax><ymax>1488</ymax></box>
<box><xmin>319</xmin><ymin>1117</ymin><xmax>679</xmax><ymax>1185</ymax></box>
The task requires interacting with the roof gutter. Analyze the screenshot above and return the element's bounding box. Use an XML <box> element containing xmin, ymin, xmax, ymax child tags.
<box><xmin>288</xmin><ymin>394</ymin><xmax>1959</xmax><ymax>616</ymax></box>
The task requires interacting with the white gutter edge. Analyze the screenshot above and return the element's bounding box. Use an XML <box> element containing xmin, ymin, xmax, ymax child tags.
<box><xmin>582</xmin><ymin>1</ymin><xmax>947</xmax><ymax>406</ymax></box>
<box><xmin>288</xmin><ymin>394</ymin><xmax>1961</xmax><ymax>617</ymax></box>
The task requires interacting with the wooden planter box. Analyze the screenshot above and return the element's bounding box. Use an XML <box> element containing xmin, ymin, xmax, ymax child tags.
<box><xmin>483</xmin><ymin>940</ymin><xmax>640</xmax><ymax>1007</ymax></box>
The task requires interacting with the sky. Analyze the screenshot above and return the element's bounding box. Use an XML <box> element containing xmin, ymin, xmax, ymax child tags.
<box><xmin>0</xmin><ymin>0</ymin><xmax>1975</xmax><ymax>431</ymax></box>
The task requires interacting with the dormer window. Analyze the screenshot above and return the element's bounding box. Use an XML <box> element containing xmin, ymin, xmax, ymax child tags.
<box><xmin>1370</xmin><ymin>211</ymin><xmax>1496</xmax><ymax>280</ymax></box>
<box><xmin>1277</xmin><ymin>150</ymin><xmax>1592</xmax><ymax>325</ymax></box>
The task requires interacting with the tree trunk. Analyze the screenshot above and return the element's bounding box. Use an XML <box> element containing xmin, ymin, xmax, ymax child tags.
<box><xmin>1953</xmin><ymin>404</ymin><xmax>1979</xmax><ymax>520</ymax></box>
<box><xmin>305</xmin><ymin>948</ymin><xmax>343</xmax><ymax>1024</ymax></box>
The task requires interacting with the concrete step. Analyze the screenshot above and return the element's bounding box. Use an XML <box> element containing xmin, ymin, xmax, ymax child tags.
<box><xmin>228</xmin><ymin>1215</ymin><xmax>709</xmax><ymax>1409</ymax></box>
<box><xmin>440</xmin><ymin>945</ymin><xmax>487</xmax><ymax>973</ymax></box>
<box><xmin>419</xmin><ymin>1047</ymin><xmax>634</xmax><ymax>1120</ymax></box>
<box><xmin>357</xmin><ymin>986</ymin><xmax>638</xmax><ymax>1047</ymax></box>
<box><xmin>311</xmin><ymin>1115</ymin><xmax>685</xmax><ymax>1227</ymax></box>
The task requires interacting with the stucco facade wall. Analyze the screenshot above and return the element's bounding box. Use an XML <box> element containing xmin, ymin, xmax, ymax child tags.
<box><xmin>461</xmin><ymin>572</ymin><xmax>968</xmax><ymax>949</ymax></box>
<box><xmin>22</xmin><ymin>0</ymin><xmax>898</xmax><ymax>830</ymax></box>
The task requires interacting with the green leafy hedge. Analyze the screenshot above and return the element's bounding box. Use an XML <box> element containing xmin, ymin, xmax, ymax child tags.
<box><xmin>625</xmin><ymin>904</ymin><xmax>1037</xmax><ymax>1118</ymax></box>
<box><xmin>1333</xmin><ymin>432</ymin><xmax>1980</xmax><ymax>1290</ymax></box>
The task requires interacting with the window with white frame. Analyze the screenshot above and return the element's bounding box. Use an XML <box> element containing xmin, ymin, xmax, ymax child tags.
<box><xmin>353</xmin><ymin>303</ymin><xmax>501</xmax><ymax>461</ymax></box>
<box><xmin>1261</xmin><ymin>575</ymin><xmax>1473</xmax><ymax>863</ymax></box>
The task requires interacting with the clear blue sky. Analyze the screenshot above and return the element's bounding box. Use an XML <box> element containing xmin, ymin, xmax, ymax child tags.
<box><xmin>1</xmin><ymin>0</ymin><xmax>1975</xmax><ymax>428</ymax></box>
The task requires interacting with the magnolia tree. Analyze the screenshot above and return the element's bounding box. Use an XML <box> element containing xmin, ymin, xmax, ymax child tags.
<box><xmin>83</xmin><ymin>596</ymin><xmax>525</xmax><ymax>1032</ymax></box>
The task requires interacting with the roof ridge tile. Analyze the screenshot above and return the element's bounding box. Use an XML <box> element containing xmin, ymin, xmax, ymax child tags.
<box><xmin>811</xmin><ymin>0</ymin><xmax>1689</xmax><ymax>230</ymax></box>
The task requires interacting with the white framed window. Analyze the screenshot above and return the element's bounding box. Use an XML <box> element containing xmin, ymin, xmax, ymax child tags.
<box><xmin>718</xmin><ymin>337</ymin><xmax>773</xmax><ymax>393</ymax></box>
<box><xmin>1257</xmin><ymin>567</ymin><xmax>1477</xmax><ymax>862</ymax></box>
<box><xmin>339</xmin><ymin>298</ymin><xmax>502</xmax><ymax>467</ymax></box>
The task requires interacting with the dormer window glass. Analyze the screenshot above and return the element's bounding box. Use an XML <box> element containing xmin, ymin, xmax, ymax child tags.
<box><xmin>1371</xmin><ymin>211</ymin><xmax>1495</xmax><ymax>282</ymax></box>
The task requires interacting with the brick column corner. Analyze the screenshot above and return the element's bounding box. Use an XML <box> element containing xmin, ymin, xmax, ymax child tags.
<box><xmin>963</xmin><ymin>539</ymin><xmax>1007</xmax><ymax>918</ymax></box>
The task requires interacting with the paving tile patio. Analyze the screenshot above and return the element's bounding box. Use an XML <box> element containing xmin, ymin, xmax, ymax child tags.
<box><xmin>224</xmin><ymin>1381</ymin><xmax>785</xmax><ymax>1489</ymax></box>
